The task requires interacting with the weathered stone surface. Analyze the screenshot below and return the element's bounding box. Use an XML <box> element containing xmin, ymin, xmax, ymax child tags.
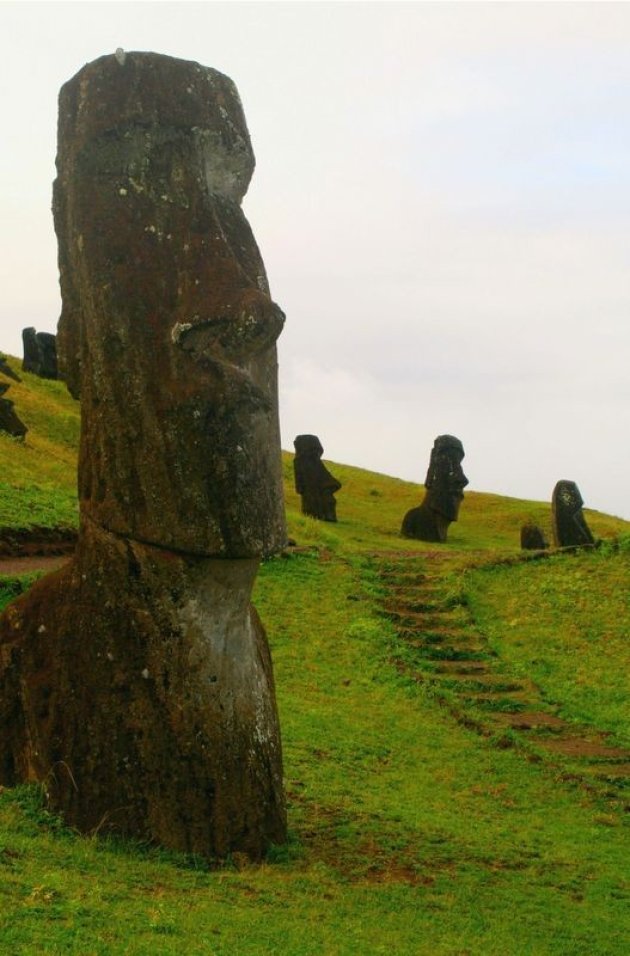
<box><xmin>0</xmin><ymin>51</ymin><xmax>286</xmax><ymax>858</ymax></box>
<box><xmin>520</xmin><ymin>523</ymin><xmax>548</xmax><ymax>550</ymax></box>
<box><xmin>54</xmin><ymin>52</ymin><xmax>286</xmax><ymax>558</ymax></box>
<box><xmin>293</xmin><ymin>434</ymin><xmax>342</xmax><ymax>521</ymax></box>
<box><xmin>551</xmin><ymin>480</ymin><xmax>595</xmax><ymax>548</ymax></box>
<box><xmin>21</xmin><ymin>328</ymin><xmax>58</xmax><ymax>379</ymax></box>
<box><xmin>401</xmin><ymin>435</ymin><xmax>468</xmax><ymax>543</ymax></box>
<box><xmin>0</xmin><ymin>383</ymin><xmax>27</xmax><ymax>439</ymax></box>
<box><xmin>0</xmin><ymin>524</ymin><xmax>284</xmax><ymax>856</ymax></box>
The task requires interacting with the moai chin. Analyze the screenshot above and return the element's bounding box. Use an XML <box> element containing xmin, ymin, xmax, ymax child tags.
<box><xmin>401</xmin><ymin>435</ymin><xmax>468</xmax><ymax>543</ymax></box>
<box><xmin>551</xmin><ymin>480</ymin><xmax>595</xmax><ymax>548</ymax></box>
<box><xmin>0</xmin><ymin>52</ymin><xmax>287</xmax><ymax>859</ymax></box>
<box><xmin>293</xmin><ymin>434</ymin><xmax>342</xmax><ymax>522</ymax></box>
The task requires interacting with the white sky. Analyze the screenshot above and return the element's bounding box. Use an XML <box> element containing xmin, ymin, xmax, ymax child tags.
<box><xmin>1</xmin><ymin>1</ymin><xmax>629</xmax><ymax>518</ymax></box>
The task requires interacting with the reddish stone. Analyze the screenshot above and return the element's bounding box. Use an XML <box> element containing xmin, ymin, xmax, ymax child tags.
<box><xmin>0</xmin><ymin>52</ymin><xmax>286</xmax><ymax>858</ymax></box>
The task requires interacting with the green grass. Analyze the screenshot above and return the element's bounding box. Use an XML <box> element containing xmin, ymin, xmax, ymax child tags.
<box><xmin>1</xmin><ymin>548</ymin><xmax>629</xmax><ymax>954</ymax></box>
<box><xmin>0</xmin><ymin>573</ymin><xmax>43</xmax><ymax>613</ymax></box>
<box><xmin>464</xmin><ymin>539</ymin><xmax>630</xmax><ymax>746</ymax></box>
<box><xmin>0</xmin><ymin>354</ymin><xmax>79</xmax><ymax>530</ymax></box>
<box><xmin>1</xmin><ymin>354</ymin><xmax>630</xmax><ymax>953</ymax></box>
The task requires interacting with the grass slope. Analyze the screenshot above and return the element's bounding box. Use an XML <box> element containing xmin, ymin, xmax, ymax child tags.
<box><xmin>0</xmin><ymin>354</ymin><xmax>79</xmax><ymax>530</ymax></box>
<box><xmin>0</xmin><ymin>353</ymin><xmax>629</xmax><ymax>954</ymax></box>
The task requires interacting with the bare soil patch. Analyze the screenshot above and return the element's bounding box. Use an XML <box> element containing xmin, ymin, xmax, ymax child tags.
<box><xmin>535</xmin><ymin>737</ymin><xmax>629</xmax><ymax>760</ymax></box>
<box><xmin>0</xmin><ymin>554</ymin><xmax>71</xmax><ymax>576</ymax></box>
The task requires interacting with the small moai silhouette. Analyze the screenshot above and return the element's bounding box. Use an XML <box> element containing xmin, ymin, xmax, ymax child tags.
<box><xmin>551</xmin><ymin>480</ymin><xmax>595</xmax><ymax>548</ymax></box>
<box><xmin>293</xmin><ymin>434</ymin><xmax>342</xmax><ymax>521</ymax></box>
<box><xmin>402</xmin><ymin>435</ymin><xmax>468</xmax><ymax>543</ymax></box>
<box><xmin>520</xmin><ymin>523</ymin><xmax>548</xmax><ymax>550</ymax></box>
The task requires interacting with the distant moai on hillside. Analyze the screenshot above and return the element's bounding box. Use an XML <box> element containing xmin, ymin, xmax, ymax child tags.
<box><xmin>520</xmin><ymin>522</ymin><xmax>548</xmax><ymax>550</ymax></box>
<box><xmin>0</xmin><ymin>356</ymin><xmax>26</xmax><ymax>438</ymax></box>
<box><xmin>293</xmin><ymin>434</ymin><xmax>342</xmax><ymax>522</ymax></box>
<box><xmin>401</xmin><ymin>435</ymin><xmax>468</xmax><ymax>543</ymax></box>
<box><xmin>22</xmin><ymin>327</ymin><xmax>58</xmax><ymax>379</ymax></box>
<box><xmin>0</xmin><ymin>355</ymin><xmax>21</xmax><ymax>383</ymax></box>
<box><xmin>0</xmin><ymin>382</ymin><xmax>27</xmax><ymax>438</ymax></box>
<box><xmin>0</xmin><ymin>51</ymin><xmax>287</xmax><ymax>860</ymax></box>
<box><xmin>551</xmin><ymin>480</ymin><xmax>595</xmax><ymax>548</ymax></box>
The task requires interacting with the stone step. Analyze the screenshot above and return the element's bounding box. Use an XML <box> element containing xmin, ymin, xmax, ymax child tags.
<box><xmin>433</xmin><ymin>660</ymin><xmax>491</xmax><ymax>673</ymax></box>
<box><xmin>534</xmin><ymin>737</ymin><xmax>630</xmax><ymax>761</ymax></box>
<box><xmin>457</xmin><ymin>688</ymin><xmax>533</xmax><ymax>705</ymax></box>
<box><xmin>583</xmin><ymin>763</ymin><xmax>630</xmax><ymax>779</ymax></box>
<box><xmin>416</xmin><ymin>652</ymin><xmax>493</xmax><ymax>667</ymax></box>
<box><xmin>396</xmin><ymin>626</ymin><xmax>477</xmax><ymax>644</ymax></box>
<box><xmin>382</xmin><ymin>600</ymin><xmax>448</xmax><ymax>615</ymax></box>
<box><xmin>488</xmin><ymin>711</ymin><xmax>567</xmax><ymax>732</ymax></box>
<box><xmin>431</xmin><ymin>673</ymin><xmax>527</xmax><ymax>692</ymax></box>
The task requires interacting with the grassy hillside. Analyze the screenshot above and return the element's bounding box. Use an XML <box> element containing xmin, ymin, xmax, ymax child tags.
<box><xmin>1</xmin><ymin>348</ymin><xmax>626</xmax><ymax>546</ymax></box>
<box><xmin>0</xmin><ymin>354</ymin><xmax>79</xmax><ymax>530</ymax></box>
<box><xmin>0</xmin><ymin>354</ymin><xmax>629</xmax><ymax>954</ymax></box>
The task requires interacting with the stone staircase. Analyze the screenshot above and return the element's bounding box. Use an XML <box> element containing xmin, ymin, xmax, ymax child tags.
<box><xmin>372</xmin><ymin>552</ymin><xmax>630</xmax><ymax>810</ymax></box>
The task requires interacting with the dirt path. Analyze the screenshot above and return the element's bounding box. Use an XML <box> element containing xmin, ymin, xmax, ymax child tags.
<box><xmin>372</xmin><ymin>550</ymin><xmax>630</xmax><ymax>810</ymax></box>
<box><xmin>0</xmin><ymin>554</ymin><xmax>71</xmax><ymax>576</ymax></box>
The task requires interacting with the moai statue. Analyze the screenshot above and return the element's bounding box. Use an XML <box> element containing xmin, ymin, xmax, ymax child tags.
<box><xmin>293</xmin><ymin>434</ymin><xmax>342</xmax><ymax>521</ymax></box>
<box><xmin>401</xmin><ymin>435</ymin><xmax>468</xmax><ymax>543</ymax></box>
<box><xmin>520</xmin><ymin>523</ymin><xmax>548</xmax><ymax>550</ymax></box>
<box><xmin>0</xmin><ymin>355</ymin><xmax>21</xmax><ymax>383</ymax></box>
<box><xmin>0</xmin><ymin>52</ymin><xmax>287</xmax><ymax>859</ymax></box>
<box><xmin>0</xmin><ymin>383</ymin><xmax>27</xmax><ymax>438</ymax></box>
<box><xmin>551</xmin><ymin>480</ymin><xmax>595</xmax><ymax>548</ymax></box>
<box><xmin>22</xmin><ymin>328</ymin><xmax>58</xmax><ymax>379</ymax></box>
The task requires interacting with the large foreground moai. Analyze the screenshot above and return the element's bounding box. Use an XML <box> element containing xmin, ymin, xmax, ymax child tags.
<box><xmin>293</xmin><ymin>434</ymin><xmax>342</xmax><ymax>521</ymax></box>
<box><xmin>551</xmin><ymin>480</ymin><xmax>595</xmax><ymax>548</ymax></box>
<box><xmin>401</xmin><ymin>435</ymin><xmax>468</xmax><ymax>542</ymax></box>
<box><xmin>0</xmin><ymin>52</ymin><xmax>287</xmax><ymax>858</ymax></box>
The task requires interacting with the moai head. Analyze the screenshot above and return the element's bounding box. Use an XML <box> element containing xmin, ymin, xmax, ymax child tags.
<box><xmin>293</xmin><ymin>434</ymin><xmax>342</xmax><ymax>522</ymax></box>
<box><xmin>520</xmin><ymin>522</ymin><xmax>548</xmax><ymax>551</ymax></box>
<box><xmin>53</xmin><ymin>52</ymin><xmax>286</xmax><ymax>558</ymax></box>
<box><xmin>0</xmin><ymin>383</ymin><xmax>27</xmax><ymax>439</ymax></box>
<box><xmin>551</xmin><ymin>480</ymin><xmax>595</xmax><ymax>548</ymax></box>
<box><xmin>21</xmin><ymin>328</ymin><xmax>39</xmax><ymax>374</ymax></box>
<box><xmin>34</xmin><ymin>332</ymin><xmax>58</xmax><ymax>379</ymax></box>
<box><xmin>21</xmin><ymin>328</ymin><xmax>57</xmax><ymax>379</ymax></box>
<box><xmin>401</xmin><ymin>434</ymin><xmax>468</xmax><ymax>542</ymax></box>
<box><xmin>424</xmin><ymin>435</ymin><xmax>469</xmax><ymax>522</ymax></box>
<box><xmin>293</xmin><ymin>434</ymin><xmax>324</xmax><ymax>465</ymax></box>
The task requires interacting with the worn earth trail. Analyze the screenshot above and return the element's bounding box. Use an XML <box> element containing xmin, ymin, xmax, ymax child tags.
<box><xmin>0</xmin><ymin>554</ymin><xmax>71</xmax><ymax>576</ymax></box>
<box><xmin>371</xmin><ymin>550</ymin><xmax>630</xmax><ymax>811</ymax></box>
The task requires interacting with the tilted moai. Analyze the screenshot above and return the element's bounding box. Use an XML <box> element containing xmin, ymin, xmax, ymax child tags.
<box><xmin>0</xmin><ymin>52</ymin><xmax>288</xmax><ymax>859</ymax></box>
<box><xmin>0</xmin><ymin>356</ymin><xmax>21</xmax><ymax>383</ymax></box>
<box><xmin>520</xmin><ymin>523</ymin><xmax>548</xmax><ymax>551</ymax></box>
<box><xmin>0</xmin><ymin>383</ymin><xmax>27</xmax><ymax>439</ymax></box>
<box><xmin>401</xmin><ymin>435</ymin><xmax>468</xmax><ymax>543</ymax></box>
<box><xmin>293</xmin><ymin>434</ymin><xmax>342</xmax><ymax>521</ymax></box>
<box><xmin>22</xmin><ymin>327</ymin><xmax>58</xmax><ymax>379</ymax></box>
<box><xmin>551</xmin><ymin>480</ymin><xmax>595</xmax><ymax>548</ymax></box>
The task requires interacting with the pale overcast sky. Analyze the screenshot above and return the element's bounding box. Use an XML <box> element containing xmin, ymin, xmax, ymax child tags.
<box><xmin>1</xmin><ymin>1</ymin><xmax>629</xmax><ymax>518</ymax></box>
